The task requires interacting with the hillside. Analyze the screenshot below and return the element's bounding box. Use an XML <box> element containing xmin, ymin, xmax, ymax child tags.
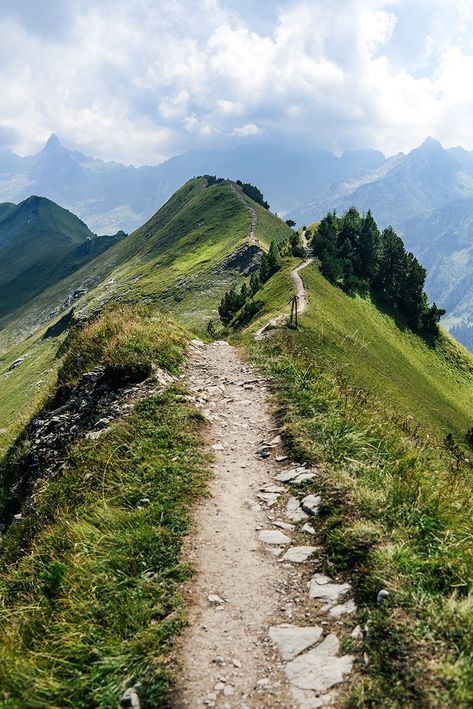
<box><xmin>233</xmin><ymin>255</ymin><xmax>473</xmax><ymax>706</ymax></box>
<box><xmin>0</xmin><ymin>178</ymin><xmax>291</xmax><ymax>451</ymax></box>
<box><xmin>290</xmin><ymin>138</ymin><xmax>473</xmax><ymax>349</ymax></box>
<box><xmin>1</xmin><ymin>180</ymin><xmax>473</xmax><ymax>706</ymax></box>
<box><xmin>0</xmin><ymin>177</ymin><xmax>292</xmax><ymax>350</ymax></box>
<box><xmin>0</xmin><ymin>195</ymin><xmax>123</xmax><ymax>325</ymax></box>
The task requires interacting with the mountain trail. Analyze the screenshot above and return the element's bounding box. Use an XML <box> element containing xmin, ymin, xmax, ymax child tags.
<box><xmin>171</xmin><ymin>338</ymin><xmax>356</xmax><ymax>708</ymax></box>
<box><xmin>255</xmin><ymin>234</ymin><xmax>314</xmax><ymax>340</ymax></box>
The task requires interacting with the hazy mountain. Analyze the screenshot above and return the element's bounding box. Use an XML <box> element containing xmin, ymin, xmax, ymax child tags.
<box><xmin>0</xmin><ymin>135</ymin><xmax>384</xmax><ymax>234</ymax></box>
<box><xmin>290</xmin><ymin>138</ymin><xmax>473</xmax><ymax>348</ymax></box>
<box><xmin>0</xmin><ymin>195</ymin><xmax>123</xmax><ymax>322</ymax></box>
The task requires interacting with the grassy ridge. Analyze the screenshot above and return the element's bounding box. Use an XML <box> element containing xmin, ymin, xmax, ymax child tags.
<box><xmin>240</xmin><ymin>261</ymin><xmax>473</xmax><ymax>706</ymax></box>
<box><xmin>0</xmin><ymin>306</ymin><xmax>210</xmax><ymax>708</ymax></box>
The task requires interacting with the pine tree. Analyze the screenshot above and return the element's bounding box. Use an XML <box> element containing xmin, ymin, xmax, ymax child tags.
<box><xmin>358</xmin><ymin>210</ymin><xmax>380</xmax><ymax>285</ymax></box>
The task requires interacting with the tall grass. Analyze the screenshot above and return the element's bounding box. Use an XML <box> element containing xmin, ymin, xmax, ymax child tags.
<box><xmin>250</xmin><ymin>334</ymin><xmax>473</xmax><ymax>707</ymax></box>
<box><xmin>0</xmin><ymin>306</ymin><xmax>209</xmax><ymax>708</ymax></box>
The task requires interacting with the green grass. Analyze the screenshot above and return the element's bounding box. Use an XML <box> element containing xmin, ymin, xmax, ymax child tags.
<box><xmin>0</xmin><ymin>306</ymin><xmax>210</xmax><ymax>708</ymax></box>
<box><xmin>0</xmin><ymin>179</ymin><xmax>292</xmax><ymax>349</ymax></box>
<box><xmin>238</xmin><ymin>259</ymin><xmax>473</xmax><ymax>707</ymax></box>
<box><xmin>0</xmin><ymin>333</ymin><xmax>62</xmax><ymax>458</ymax></box>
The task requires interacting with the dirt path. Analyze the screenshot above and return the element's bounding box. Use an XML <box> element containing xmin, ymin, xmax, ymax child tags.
<box><xmin>255</xmin><ymin>237</ymin><xmax>314</xmax><ymax>340</ymax></box>
<box><xmin>171</xmin><ymin>340</ymin><xmax>356</xmax><ymax>708</ymax></box>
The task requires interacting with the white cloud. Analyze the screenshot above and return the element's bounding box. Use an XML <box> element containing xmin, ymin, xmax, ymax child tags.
<box><xmin>1</xmin><ymin>0</ymin><xmax>473</xmax><ymax>162</ymax></box>
<box><xmin>231</xmin><ymin>123</ymin><xmax>265</xmax><ymax>137</ymax></box>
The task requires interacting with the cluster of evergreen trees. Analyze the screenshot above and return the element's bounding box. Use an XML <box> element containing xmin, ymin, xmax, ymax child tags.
<box><xmin>218</xmin><ymin>241</ymin><xmax>282</xmax><ymax>326</ymax></box>
<box><xmin>311</xmin><ymin>208</ymin><xmax>445</xmax><ymax>336</ymax></box>
<box><xmin>235</xmin><ymin>180</ymin><xmax>270</xmax><ymax>209</ymax></box>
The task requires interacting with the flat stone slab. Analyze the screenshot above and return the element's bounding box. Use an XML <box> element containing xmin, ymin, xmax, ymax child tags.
<box><xmin>289</xmin><ymin>472</ymin><xmax>316</xmax><ymax>485</ymax></box>
<box><xmin>286</xmin><ymin>496</ymin><xmax>309</xmax><ymax>522</ymax></box>
<box><xmin>259</xmin><ymin>483</ymin><xmax>285</xmax><ymax>493</ymax></box>
<box><xmin>328</xmin><ymin>599</ymin><xmax>357</xmax><ymax>618</ymax></box>
<box><xmin>285</xmin><ymin>634</ymin><xmax>354</xmax><ymax>692</ymax></box>
<box><xmin>259</xmin><ymin>530</ymin><xmax>291</xmax><ymax>545</ymax></box>
<box><xmin>257</xmin><ymin>492</ymin><xmax>280</xmax><ymax>507</ymax></box>
<box><xmin>273</xmin><ymin>520</ymin><xmax>296</xmax><ymax>531</ymax></box>
<box><xmin>269</xmin><ymin>624</ymin><xmax>323</xmax><ymax>661</ymax></box>
<box><xmin>275</xmin><ymin>468</ymin><xmax>307</xmax><ymax>482</ymax></box>
<box><xmin>309</xmin><ymin>574</ymin><xmax>351</xmax><ymax>604</ymax></box>
<box><xmin>281</xmin><ymin>546</ymin><xmax>318</xmax><ymax>563</ymax></box>
<box><xmin>301</xmin><ymin>494</ymin><xmax>321</xmax><ymax>516</ymax></box>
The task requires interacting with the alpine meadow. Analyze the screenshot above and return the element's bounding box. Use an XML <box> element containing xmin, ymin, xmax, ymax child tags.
<box><xmin>2</xmin><ymin>2</ymin><xmax>473</xmax><ymax>708</ymax></box>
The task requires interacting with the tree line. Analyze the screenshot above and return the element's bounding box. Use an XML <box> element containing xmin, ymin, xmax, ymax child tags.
<box><xmin>218</xmin><ymin>233</ymin><xmax>305</xmax><ymax>327</ymax></box>
<box><xmin>310</xmin><ymin>208</ymin><xmax>445</xmax><ymax>337</ymax></box>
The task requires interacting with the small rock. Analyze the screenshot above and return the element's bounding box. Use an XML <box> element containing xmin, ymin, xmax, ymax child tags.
<box><xmin>273</xmin><ymin>520</ymin><xmax>296</xmax><ymax>531</ymax></box>
<box><xmin>275</xmin><ymin>468</ymin><xmax>306</xmax><ymax>482</ymax></box>
<box><xmin>328</xmin><ymin>599</ymin><xmax>357</xmax><ymax>617</ymax></box>
<box><xmin>257</xmin><ymin>492</ymin><xmax>280</xmax><ymax>507</ymax></box>
<box><xmin>208</xmin><ymin>594</ymin><xmax>225</xmax><ymax>606</ymax></box>
<box><xmin>214</xmin><ymin>682</ymin><xmax>226</xmax><ymax>691</ymax></box>
<box><xmin>232</xmin><ymin>659</ymin><xmax>242</xmax><ymax>668</ymax></box>
<box><xmin>269</xmin><ymin>434</ymin><xmax>282</xmax><ymax>445</ymax></box>
<box><xmin>136</xmin><ymin>498</ymin><xmax>150</xmax><ymax>508</ymax></box>
<box><xmin>301</xmin><ymin>494</ymin><xmax>321</xmax><ymax>516</ymax></box>
<box><xmin>285</xmin><ymin>634</ymin><xmax>354</xmax><ymax>692</ymax></box>
<box><xmin>212</xmin><ymin>443</ymin><xmax>225</xmax><ymax>451</ymax></box>
<box><xmin>289</xmin><ymin>472</ymin><xmax>316</xmax><ymax>485</ymax></box>
<box><xmin>259</xmin><ymin>484</ymin><xmax>285</xmax><ymax>493</ymax></box>
<box><xmin>275</xmin><ymin>455</ymin><xmax>288</xmax><ymax>462</ymax></box>
<box><xmin>13</xmin><ymin>513</ymin><xmax>22</xmax><ymax>523</ymax></box>
<box><xmin>286</xmin><ymin>497</ymin><xmax>309</xmax><ymax>522</ymax></box>
<box><xmin>223</xmin><ymin>685</ymin><xmax>235</xmax><ymax>697</ymax></box>
<box><xmin>309</xmin><ymin>574</ymin><xmax>351</xmax><ymax>604</ymax></box>
<box><xmin>351</xmin><ymin>625</ymin><xmax>363</xmax><ymax>639</ymax></box>
<box><xmin>269</xmin><ymin>624</ymin><xmax>323</xmax><ymax>661</ymax></box>
<box><xmin>377</xmin><ymin>589</ymin><xmax>390</xmax><ymax>606</ymax></box>
<box><xmin>281</xmin><ymin>546</ymin><xmax>318</xmax><ymax>563</ymax></box>
<box><xmin>259</xmin><ymin>530</ymin><xmax>291</xmax><ymax>545</ymax></box>
<box><xmin>119</xmin><ymin>687</ymin><xmax>140</xmax><ymax>709</ymax></box>
<box><xmin>301</xmin><ymin>523</ymin><xmax>316</xmax><ymax>535</ymax></box>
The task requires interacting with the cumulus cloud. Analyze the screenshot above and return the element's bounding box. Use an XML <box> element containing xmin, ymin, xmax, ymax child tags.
<box><xmin>1</xmin><ymin>0</ymin><xmax>473</xmax><ymax>163</ymax></box>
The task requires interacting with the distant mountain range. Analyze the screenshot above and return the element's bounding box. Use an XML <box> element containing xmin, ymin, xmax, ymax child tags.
<box><xmin>0</xmin><ymin>195</ymin><xmax>123</xmax><ymax>324</ymax></box>
<box><xmin>2</xmin><ymin>134</ymin><xmax>473</xmax><ymax>349</ymax></box>
<box><xmin>0</xmin><ymin>135</ymin><xmax>384</xmax><ymax>234</ymax></box>
<box><xmin>290</xmin><ymin>137</ymin><xmax>473</xmax><ymax>347</ymax></box>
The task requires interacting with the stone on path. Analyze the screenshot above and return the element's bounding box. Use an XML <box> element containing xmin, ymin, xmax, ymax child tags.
<box><xmin>309</xmin><ymin>574</ymin><xmax>351</xmax><ymax>604</ymax></box>
<box><xmin>269</xmin><ymin>624</ymin><xmax>323</xmax><ymax>661</ymax></box>
<box><xmin>328</xmin><ymin>599</ymin><xmax>357</xmax><ymax>617</ymax></box>
<box><xmin>258</xmin><ymin>529</ymin><xmax>291</xmax><ymax>545</ymax></box>
<box><xmin>257</xmin><ymin>492</ymin><xmax>280</xmax><ymax>507</ymax></box>
<box><xmin>273</xmin><ymin>520</ymin><xmax>295</xmax><ymax>531</ymax></box>
<box><xmin>281</xmin><ymin>546</ymin><xmax>318</xmax><ymax>563</ymax></box>
<box><xmin>285</xmin><ymin>634</ymin><xmax>354</xmax><ymax>692</ymax></box>
<box><xmin>301</xmin><ymin>523</ymin><xmax>316</xmax><ymax>535</ymax></box>
<box><xmin>286</xmin><ymin>496</ymin><xmax>309</xmax><ymax>522</ymax></box>
<box><xmin>289</xmin><ymin>472</ymin><xmax>316</xmax><ymax>485</ymax></box>
<box><xmin>301</xmin><ymin>494</ymin><xmax>321</xmax><ymax>516</ymax></box>
<box><xmin>275</xmin><ymin>468</ymin><xmax>307</xmax><ymax>482</ymax></box>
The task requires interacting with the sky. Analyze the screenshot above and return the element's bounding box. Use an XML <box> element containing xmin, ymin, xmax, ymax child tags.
<box><xmin>1</xmin><ymin>0</ymin><xmax>473</xmax><ymax>164</ymax></box>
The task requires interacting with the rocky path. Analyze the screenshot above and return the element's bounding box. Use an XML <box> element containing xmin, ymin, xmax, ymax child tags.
<box><xmin>171</xmin><ymin>340</ymin><xmax>357</xmax><ymax>708</ymax></box>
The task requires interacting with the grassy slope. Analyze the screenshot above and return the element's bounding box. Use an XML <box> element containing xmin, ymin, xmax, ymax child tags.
<box><xmin>0</xmin><ymin>179</ymin><xmax>292</xmax><ymax>348</ymax></box>
<box><xmin>0</xmin><ymin>306</ymin><xmax>210</xmax><ymax>708</ymax></box>
<box><xmin>0</xmin><ymin>197</ymin><xmax>98</xmax><ymax>321</ymax></box>
<box><xmin>238</xmin><ymin>260</ymin><xmax>473</xmax><ymax>706</ymax></box>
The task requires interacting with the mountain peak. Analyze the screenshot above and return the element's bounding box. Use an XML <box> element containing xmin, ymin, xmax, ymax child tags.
<box><xmin>45</xmin><ymin>134</ymin><xmax>62</xmax><ymax>150</ymax></box>
<box><xmin>420</xmin><ymin>136</ymin><xmax>443</xmax><ymax>151</ymax></box>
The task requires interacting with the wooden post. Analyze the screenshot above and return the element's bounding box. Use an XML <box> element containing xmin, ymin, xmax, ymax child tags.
<box><xmin>288</xmin><ymin>295</ymin><xmax>299</xmax><ymax>329</ymax></box>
